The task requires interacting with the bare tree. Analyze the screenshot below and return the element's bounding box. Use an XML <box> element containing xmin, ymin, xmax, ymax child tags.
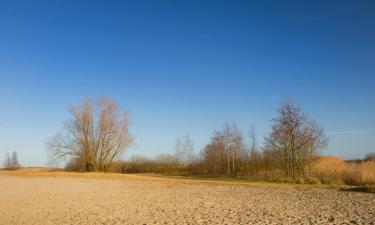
<box><xmin>249</xmin><ymin>126</ymin><xmax>257</xmax><ymax>153</ymax></box>
<box><xmin>247</xmin><ymin>126</ymin><xmax>262</xmax><ymax>177</ymax></box>
<box><xmin>3</xmin><ymin>151</ymin><xmax>20</xmax><ymax>170</ymax></box>
<box><xmin>174</xmin><ymin>134</ymin><xmax>195</xmax><ymax>165</ymax></box>
<box><xmin>201</xmin><ymin>123</ymin><xmax>246</xmax><ymax>176</ymax></box>
<box><xmin>154</xmin><ymin>153</ymin><xmax>179</xmax><ymax>174</ymax></box>
<box><xmin>123</xmin><ymin>155</ymin><xmax>155</xmax><ymax>173</ymax></box>
<box><xmin>47</xmin><ymin>97</ymin><xmax>133</xmax><ymax>172</ymax></box>
<box><xmin>265</xmin><ymin>100</ymin><xmax>327</xmax><ymax>178</ymax></box>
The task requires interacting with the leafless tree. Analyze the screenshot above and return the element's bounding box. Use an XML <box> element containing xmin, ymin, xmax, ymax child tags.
<box><xmin>47</xmin><ymin>97</ymin><xmax>133</xmax><ymax>172</ymax></box>
<box><xmin>249</xmin><ymin>126</ymin><xmax>257</xmax><ymax>153</ymax></box>
<box><xmin>3</xmin><ymin>152</ymin><xmax>11</xmax><ymax>169</ymax></box>
<box><xmin>3</xmin><ymin>151</ymin><xmax>20</xmax><ymax>170</ymax></box>
<box><xmin>201</xmin><ymin>123</ymin><xmax>246</xmax><ymax>176</ymax></box>
<box><xmin>246</xmin><ymin>126</ymin><xmax>263</xmax><ymax>177</ymax></box>
<box><xmin>174</xmin><ymin>134</ymin><xmax>195</xmax><ymax>165</ymax></box>
<box><xmin>154</xmin><ymin>153</ymin><xmax>180</xmax><ymax>173</ymax></box>
<box><xmin>121</xmin><ymin>155</ymin><xmax>155</xmax><ymax>173</ymax></box>
<box><xmin>264</xmin><ymin>100</ymin><xmax>327</xmax><ymax>178</ymax></box>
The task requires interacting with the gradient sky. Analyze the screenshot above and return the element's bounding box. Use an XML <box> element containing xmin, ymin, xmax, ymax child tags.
<box><xmin>0</xmin><ymin>0</ymin><xmax>374</xmax><ymax>166</ymax></box>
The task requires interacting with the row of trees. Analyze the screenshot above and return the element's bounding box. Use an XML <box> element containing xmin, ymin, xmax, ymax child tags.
<box><xmin>197</xmin><ymin>101</ymin><xmax>327</xmax><ymax>179</ymax></box>
<box><xmin>118</xmin><ymin>101</ymin><xmax>326</xmax><ymax>179</ymax></box>
<box><xmin>116</xmin><ymin>135</ymin><xmax>196</xmax><ymax>174</ymax></box>
<box><xmin>200</xmin><ymin>124</ymin><xmax>247</xmax><ymax>176</ymax></box>
<box><xmin>48</xmin><ymin>97</ymin><xmax>328</xmax><ymax>180</ymax></box>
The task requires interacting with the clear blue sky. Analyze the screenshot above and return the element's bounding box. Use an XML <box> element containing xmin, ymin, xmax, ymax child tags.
<box><xmin>0</xmin><ymin>0</ymin><xmax>374</xmax><ymax>166</ymax></box>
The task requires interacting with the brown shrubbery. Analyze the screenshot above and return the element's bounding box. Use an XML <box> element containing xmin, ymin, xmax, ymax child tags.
<box><xmin>311</xmin><ymin>156</ymin><xmax>375</xmax><ymax>185</ymax></box>
<box><xmin>112</xmin><ymin>155</ymin><xmax>375</xmax><ymax>186</ymax></box>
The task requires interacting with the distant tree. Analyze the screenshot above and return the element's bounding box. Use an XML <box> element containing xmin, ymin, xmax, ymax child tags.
<box><xmin>201</xmin><ymin>123</ymin><xmax>246</xmax><ymax>176</ymax></box>
<box><xmin>155</xmin><ymin>153</ymin><xmax>178</xmax><ymax>164</ymax></box>
<box><xmin>124</xmin><ymin>155</ymin><xmax>154</xmax><ymax>173</ymax></box>
<box><xmin>130</xmin><ymin>155</ymin><xmax>152</xmax><ymax>165</ymax></box>
<box><xmin>174</xmin><ymin>134</ymin><xmax>195</xmax><ymax>165</ymax></box>
<box><xmin>3</xmin><ymin>151</ymin><xmax>20</xmax><ymax>170</ymax></box>
<box><xmin>247</xmin><ymin>126</ymin><xmax>262</xmax><ymax>177</ymax></box>
<box><xmin>364</xmin><ymin>152</ymin><xmax>375</xmax><ymax>161</ymax></box>
<box><xmin>264</xmin><ymin>100</ymin><xmax>328</xmax><ymax>178</ymax></box>
<box><xmin>3</xmin><ymin>152</ymin><xmax>11</xmax><ymax>169</ymax></box>
<box><xmin>249</xmin><ymin>126</ymin><xmax>257</xmax><ymax>153</ymax></box>
<box><xmin>155</xmin><ymin>153</ymin><xmax>179</xmax><ymax>173</ymax></box>
<box><xmin>47</xmin><ymin>97</ymin><xmax>134</xmax><ymax>172</ymax></box>
<box><xmin>11</xmin><ymin>151</ymin><xmax>20</xmax><ymax>169</ymax></box>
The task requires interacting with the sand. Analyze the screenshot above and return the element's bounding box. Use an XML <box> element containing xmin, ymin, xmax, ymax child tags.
<box><xmin>0</xmin><ymin>172</ymin><xmax>374</xmax><ymax>225</ymax></box>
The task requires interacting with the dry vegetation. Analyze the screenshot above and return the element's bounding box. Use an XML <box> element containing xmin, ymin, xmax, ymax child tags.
<box><xmin>113</xmin><ymin>156</ymin><xmax>375</xmax><ymax>189</ymax></box>
<box><xmin>48</xmin><ymin>98</ymin><xmax>375</xmax><ymax>189</ymax></box>
<box><xmin>312</xmin><ymin>156</ymin><xmax>375</xmax><ymax>186</ymax></box>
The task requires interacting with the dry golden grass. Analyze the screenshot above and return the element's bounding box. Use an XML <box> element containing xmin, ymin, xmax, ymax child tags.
<box><xmin>312</xmin><ymin>156</ymin><xmax>375</xmax><ymax>186</ymax></box>
<box><xmin>311</xmin><ymin>156</ymin><xmax>346</xmax><ymax>184</ymax></box>
<box><xmin>342</xmin><ymin>160</ymin><xmax>375</xmax><ymax>185</ymax></box>
<box><xmin>3</xmin><ymin>159</ymin><xmax>374</xmax><ymax>189</ymax></box>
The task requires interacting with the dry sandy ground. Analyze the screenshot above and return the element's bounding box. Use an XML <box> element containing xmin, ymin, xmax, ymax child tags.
<box><xmin>0</xmin><ymin>171</ymin><xmax>374</xmax><ymax>225</ymax></box>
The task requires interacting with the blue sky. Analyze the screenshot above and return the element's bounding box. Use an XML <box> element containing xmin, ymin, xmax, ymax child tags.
<box><xmin>0</xmin><ymin>0</ymin><xmax>374</xmax><ymax>166</ymax></box>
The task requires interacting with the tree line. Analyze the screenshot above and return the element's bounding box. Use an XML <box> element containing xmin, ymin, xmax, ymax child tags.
<box><xmin>199</xmin><ymin>100</ymin><xmax>327</xmax><ymax>179</ymax></box>
<box><xmin>49</xmin><ymin>97</ymin><xmax>331</xmax><ymax>180</ymax></box>
<box><xmin>116</xmin><ymin>101</ymin><xmax>326</xmax><ymax>180</ymax></box>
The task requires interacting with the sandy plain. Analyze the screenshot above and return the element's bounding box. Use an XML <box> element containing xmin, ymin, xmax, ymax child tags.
<box><xmin>0</xmin><ymin>169</ymin><xmax>374</xmax><ymax>225</ymax></box>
